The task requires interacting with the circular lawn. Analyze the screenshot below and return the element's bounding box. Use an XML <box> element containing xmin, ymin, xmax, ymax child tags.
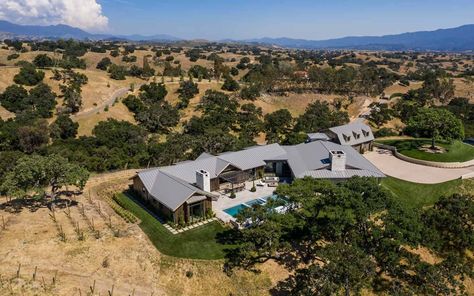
<box><xmin>377</xmin><ymin>139</ymin><xmax>474</xmax><ymax>163</ymax></box>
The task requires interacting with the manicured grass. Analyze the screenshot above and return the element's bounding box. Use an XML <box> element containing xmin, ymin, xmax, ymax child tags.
<box><xmin>378</xmin><ymin>139</ymin><xmax>474</xmax><ymax>162</ymax></box>
<box><xmin>115</xmin><ymin>193</ymin><xmax>231</xmax><ymax>260</ymax></box>
<box><xmin>381</xmin><ymin>177</ymin><xmax>463</xmax><ymax>209</ymax></box>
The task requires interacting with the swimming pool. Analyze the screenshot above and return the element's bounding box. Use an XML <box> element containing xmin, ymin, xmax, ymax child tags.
<box><xmin>223</xmin><ymin>194</ymin><xmax>278</xmax><ymax>217</ymax></box>
<box><xmin>223</xmin><ymin>204</ymin><xmax>249</xmax><ymax>217</ymax></box>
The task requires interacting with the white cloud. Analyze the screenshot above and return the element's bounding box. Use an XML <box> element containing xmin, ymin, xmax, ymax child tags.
<box><xmin>0</xmin><ymin>0</ymin><xmax>108</xmax><ymax>31</ymax></box>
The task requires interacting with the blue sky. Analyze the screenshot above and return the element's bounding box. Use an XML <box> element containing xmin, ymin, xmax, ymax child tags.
<box><xmin>97</xmin><ymin>0</ymin><xmax>474</xmax><ymax>39</ymax></box>
<box><xmin>2</xmin><ymin>0</ymin><xmax>473</xmax><ymax>40</ymax></box>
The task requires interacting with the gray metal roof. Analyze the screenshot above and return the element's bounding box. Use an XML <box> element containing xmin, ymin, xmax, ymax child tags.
<box><xmin>137</xmin><ymin>169</ymin><xmax>217</xmax><ymax>211</ymax></box>
<box><xmin>307</xmin><ymin>132</ymin><xmax>330</xmax><ymax>141</ymax></box>
<box><xmin>280</xmin><ymin>140</ymin><xmax>384</xmax><ymax>178</ymax></box>
<box><xmin>137</xmin><ymin>139</ymin><xmax>384</xmax><ymax>212</ymax></box>
<box><xmin>300</xmin><ymin>169</ymin><xmax>384</xmax><ymax>179</ymax></box>
<box><xmin>216</xmin><ymin>143</ymin><xmax>287</xmax><ymax>171</ymax></box>
<box><xmin>328</xmin><ymin>122</ymin><xmax>374</xmax><ymax>146</ymax></box>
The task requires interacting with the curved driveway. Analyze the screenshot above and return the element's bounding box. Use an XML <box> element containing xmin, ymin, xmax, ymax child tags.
<box><xmin>364</xmin><ymin>148</ymin><xmax>474</xmax><ymax>184</ymax></box>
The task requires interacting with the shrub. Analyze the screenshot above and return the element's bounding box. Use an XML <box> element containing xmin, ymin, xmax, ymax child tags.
<box><xmin>108</xmin><ymin>64</ymin><xmax>127</xmax><ymax>80</ymax></box>
<box><xmin>250</xmin><ymin>186</ymin><xmax>256</xmax><ymax>192</ymax></box>
<box><xmin>230</xmin><ymin>192</ymin><xmax>236</xmax><ymax>199</ymax></box>
<box><xmin>7</xmin><ymin>53</ymin><xmax>20</xmax><ymax>61</ymax></box>
<box><xmin>240</xmin><ymin>85</ymin><xmax>260</xmax><ymax>100</ymax></box>
<box><xmin>33</xmin><ymin>54</ymin><xmax>54</xmax><ymax>68</ymax></box>
<box><xmin>374</xmin><ymin>127</ymin><xmax>398</xmax><ymax>138</ymax></box>
<box><xmin>110</xmin><ymin>50</ymin><xmax>119</xmax><ymax>57</ymax></box>
<box><xmin>14</xmin><ymin>64</ymin><xmax>45</xmax><ymax>86</ymax></box>
<box><xmin>185</xmin><ymin>271</ymin><xmax>194</xmax><ymax>278</ymax></box>
<box><xmin>221</xmin><ymin>76</ymin><xmax>240</xmax><ymax>92</ymax></box>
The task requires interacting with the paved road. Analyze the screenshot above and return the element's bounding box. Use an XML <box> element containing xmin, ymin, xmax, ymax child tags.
<box><xmin>364</xmin><ymin>148</ymin><xmax>474</xmax><ymax>184</ymax></box>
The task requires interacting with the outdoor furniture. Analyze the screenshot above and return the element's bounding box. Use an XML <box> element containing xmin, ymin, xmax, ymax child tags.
<box><xmin>264</xmin><ymin>176</ymin><xmax>279</xmax><ymax>187</ymax></box>
<box><xmin>256</xmin><ymin>180</ymin><xmax>265</xmax><ymax>187</ymax></box>
<box><xmin>267</xmin><ymin>181</ymin><xmax>279</xmax><ymax>187</ymax></box>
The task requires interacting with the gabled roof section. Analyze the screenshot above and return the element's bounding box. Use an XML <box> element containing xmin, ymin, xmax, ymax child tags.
<box><xmin>329</xmin><ymin>122</ymin><xmax>374</xmax><ymax>146</ymax></box>
<box><xmin>137</xmin><ymin>169</ymin><xmax>217</xmax><ymax>211</ymax></box>
<box><xmin>217</xmin><ymin>143</ymin><xmax>287</xmax><ymax>170</ymax></box>
<box><xmin>281</xmin><ymin>140</ymin><xmax>384</xmax><ymax>178</ymax></box>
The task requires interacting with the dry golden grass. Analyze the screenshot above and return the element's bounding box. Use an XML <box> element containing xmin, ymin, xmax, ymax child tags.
<box><xmin>74</xmin><ymin>100</ymin><xmax>136</xmax><ymax>136</ymax></box>
<box><xmin>0</xmin><ymin>105</ymin><xmax>14</xmax><ymax>120</ymax></box>
<box><xmin>0</xmin><ymin>170</ymin><xmax>282</xmax><ymax>296</ymax></box>
<box><xmin>0</xmin><ymin>67</ymin><xmax>18</xmax><ymax>91</ymax></box>
<box><xmin>383</xmin><ymin>81</ymin><xmax>423</xmax><ymax>97</ymax></box>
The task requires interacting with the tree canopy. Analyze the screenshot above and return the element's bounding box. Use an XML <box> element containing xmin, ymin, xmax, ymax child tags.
<box><xmin>225</xmin><ymin>177</ymin><xmax>474</xmax><ymax>295</ymax></box>
<box><xmin>0</xmin><ymin>154</ymin><xmax>89</xmax><ymax>199</ymax></box>
<box><xmin>405</xmin><ymin>108</ymin><xmax>464</xmax><ymax>147</ymax></box>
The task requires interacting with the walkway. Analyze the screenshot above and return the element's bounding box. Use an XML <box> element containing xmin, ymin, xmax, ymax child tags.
<box><xmin>364</xmin><ymin>148</ymin><xmax>474</xmax><ymax>184</ymax></box>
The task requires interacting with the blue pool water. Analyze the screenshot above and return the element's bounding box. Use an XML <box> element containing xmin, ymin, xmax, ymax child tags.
<box><xmin>223</xmin><ymin>194</ymin><xmax>279</xmax><ymax>217</ymax></box>
<box><xmin>224</xmin><ymin>204</ymin><xmax>249</xmax><ymax>217</ymax></box>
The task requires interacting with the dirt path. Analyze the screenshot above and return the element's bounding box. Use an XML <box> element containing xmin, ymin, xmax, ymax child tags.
<box><xmin>72</xmin><ymin>87</ymin><xmax>131</xmax><ymax>119</ymax></box>
<box><xmin>365</xmin><ymin>148</ymin><xmax>474</xmax><ymax>184</ymax></box>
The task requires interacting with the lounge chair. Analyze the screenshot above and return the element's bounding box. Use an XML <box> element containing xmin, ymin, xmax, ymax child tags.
<box><xmin>256</xmin><ymin>180</ymin><xmax>265</xmax><ymax>187</ymax></box>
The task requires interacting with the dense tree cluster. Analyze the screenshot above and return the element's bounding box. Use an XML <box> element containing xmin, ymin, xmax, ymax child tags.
<box><xmin>0</xmin><ymin>83</ymin><xmax>56</xmax><ymax>117</ymax></box>
<box><xmin>177</xmin><ymin>80</ymin><xmax>199</xmax><ymax>109</ymax></box>
<box><xmin>123</xmin><ymin>83</ymin><xmax>179</xmax><ymax>133</ymax></box>
<box><xmin>225</xmin><ymin>177</ymin><xmax>474</xmax><ymax>295</ymax></box>
<box><xmin>13</xmin><ymin>63</ymin><xmax>45</xmax><ymax>86</ymax></box>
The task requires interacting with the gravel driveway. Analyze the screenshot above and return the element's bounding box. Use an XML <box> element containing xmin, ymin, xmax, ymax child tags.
<box><xmin>364</xmin><ymin>148</ymin><xmax>474</xmax><ymax>184</ymax></box>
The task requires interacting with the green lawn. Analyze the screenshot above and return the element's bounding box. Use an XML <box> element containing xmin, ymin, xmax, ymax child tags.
<box><xmin>115</xmin><ymin>192</ymin><xmax>231</xmax><ymax>260</ymax></box>
<box><xmin>377</xmin><ymin>139</ymin><xmax>474</xmax><ymax>162</ymax></box>
<box><xmin>380</xmin><ymin>177</ymin><xmax>464</xmax><ymax>209</ymax></box>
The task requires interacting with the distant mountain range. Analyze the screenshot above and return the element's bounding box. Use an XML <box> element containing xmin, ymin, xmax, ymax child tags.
<box><xmin>243</xmin><ymin>24</ymin><xmax>474</xmax><ymax>51</ymax></box>
<box><xmin>1</xmin><ymin>20</ymin><xmax>474</xmax><ymax>51</ymax></box>
<box><xmin>0</xmin><ymin>20</ymin><xmax>181</xmax><ymax>42</ymax></box>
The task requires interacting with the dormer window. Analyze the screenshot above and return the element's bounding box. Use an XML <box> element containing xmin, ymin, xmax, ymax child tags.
<box><xmin>362</xmin><ymin>129</ymin><xmax>370</xmax><ymax>137</ymax></box>
<box><xmin>343</xmin><ymin>134</ymin><xmax>351</xmax><ymax>142</ymax></box>
<box><xmin>352</xmin><ymin>131</ymin><xmax>360</xmax><ymax>139</ymax></box>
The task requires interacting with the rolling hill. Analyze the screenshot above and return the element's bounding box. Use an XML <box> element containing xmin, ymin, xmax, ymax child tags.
<box><xmin>1</xmin><ymin>20</ymin><xmax>473</xmax><ymax>51</ymax></box>
<box><xmin>245</xmin><ymin>24</ymin><xmax>474</xmax><ymax>51</ymax></box>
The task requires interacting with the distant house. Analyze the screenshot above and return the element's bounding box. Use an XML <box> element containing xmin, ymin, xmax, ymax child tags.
<box><xmin>133</xmin><ymin>140</ymin><xmax>384</xmax><ymax>224</ymax></box>
<box><xmin>325</xmin><ymin>122</ymin><xmax>375</xmax><ymax>153</ymax></box>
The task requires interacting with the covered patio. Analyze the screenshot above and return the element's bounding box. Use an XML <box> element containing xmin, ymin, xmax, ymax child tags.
<box><xmin>217</xmin><ymin>170</ymin><xmax>252</xmax><ymax>193</ymax></box>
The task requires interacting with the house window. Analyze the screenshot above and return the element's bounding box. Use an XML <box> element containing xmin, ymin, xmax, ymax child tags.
<box><xmin>189</xmin><ymin>202</ymin><xmax>204</xmax><ymax>223</ymax></box>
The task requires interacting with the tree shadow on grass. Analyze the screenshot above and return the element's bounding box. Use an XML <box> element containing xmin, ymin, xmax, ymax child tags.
<box><xmin>0</xmin><ymin>191</ymin><xmax>80</xmax><ymax>214</ymax></box>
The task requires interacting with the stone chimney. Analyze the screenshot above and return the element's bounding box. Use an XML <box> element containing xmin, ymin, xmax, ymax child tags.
<box><xmin>196</xmin><ymin>170</ymin><xmax>211</xmax><ymax>192</ymax></box>
<box><xmin>330</xmin><ymin>150</ymin><xmax>346</xmax><ymax>171</ymax></box>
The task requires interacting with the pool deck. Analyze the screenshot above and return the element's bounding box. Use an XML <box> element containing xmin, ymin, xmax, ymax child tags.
<box><xmin>212</xmin><ymin>181</ymin><xmax>277</xmax><ymax>223</ymax></box>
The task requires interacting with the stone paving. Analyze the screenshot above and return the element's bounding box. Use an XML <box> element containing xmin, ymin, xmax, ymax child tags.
<box><xmin>212</xmin><ymin>180</ymin><xmax>278</xmax><ymax>223</ymax></box>
<box><xmin>163</xmin><ymin>218</ymin><xmax>218</xmax><ymax>235</ymax></box>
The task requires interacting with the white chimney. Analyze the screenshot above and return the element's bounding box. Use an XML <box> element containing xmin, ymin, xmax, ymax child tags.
<box><xmin>196</xmin><ymin>170</ymin><xmax>211</xmax><ymax>192</ymax></box>
<box><xmin>330</xmin><ymin>150</ymin><xmax>346</xmax><ymax>171</ymax></box>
